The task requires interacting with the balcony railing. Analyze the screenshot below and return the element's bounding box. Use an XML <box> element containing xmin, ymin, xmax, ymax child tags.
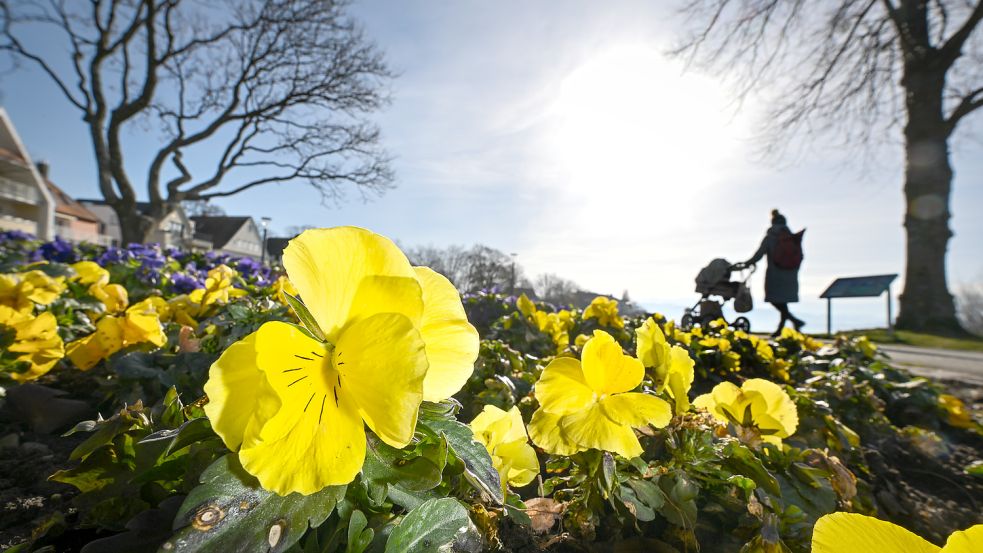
<box><xmin>0</xmin><ymin>176</ymin><xmax>40</xmax><ymax>205</ymax></box>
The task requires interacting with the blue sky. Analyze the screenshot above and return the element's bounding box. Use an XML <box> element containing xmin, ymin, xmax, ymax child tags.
<box><xmin>2</xmin><ymin>0</ymin><xmax>981</xmax><ymax>332</ymax></box>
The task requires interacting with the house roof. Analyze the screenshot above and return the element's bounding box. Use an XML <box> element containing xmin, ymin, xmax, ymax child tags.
<box><xmin>0</xmin><ymin>146</ymin><xmax>27</xmax><ymax>165</ymax></box>
<box><xmin>265</xmin><ymin>237</ymin><xmax>292</xmax><ymax>259</ymax></box>
<box><xmin>45</xmin><ymin>180</ymin><xmax>101</xmax><ymax>223</ymax></box>
<box><xmin>191</xmin><ymin>216</ymin><xmax>253</xmax><ymax>249</ymax></box>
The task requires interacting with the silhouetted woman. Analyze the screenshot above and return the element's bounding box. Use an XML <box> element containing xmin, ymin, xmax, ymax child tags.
<box><xmin>745</xmin><ymin>209</ymin><xmax>804</xmax><ymax>336</ymax></box>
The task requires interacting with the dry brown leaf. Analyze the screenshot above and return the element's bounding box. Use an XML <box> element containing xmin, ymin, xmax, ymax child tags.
<box><xmin>525</xmin><ymin>497</ymin><xmax>564</xmax><ymax>534</ymax></box>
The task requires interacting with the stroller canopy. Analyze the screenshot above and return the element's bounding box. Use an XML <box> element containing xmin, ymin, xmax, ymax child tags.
<box><xmin>695</xmin><ymin>258</ymin><xmax>732</xmax><ymax>294</ymax></box>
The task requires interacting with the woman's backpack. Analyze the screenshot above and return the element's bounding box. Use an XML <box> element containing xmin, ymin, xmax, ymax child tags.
<box><xmin>773</xmin><ymin>228</ymin><xmax>805</xmax><ymax>270</ymax></box>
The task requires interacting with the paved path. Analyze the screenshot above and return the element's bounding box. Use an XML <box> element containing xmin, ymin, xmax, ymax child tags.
<box><xmin>878</xmin><ymin>344</ymin><xmax>983</xmax><ymax>386</ymax></box>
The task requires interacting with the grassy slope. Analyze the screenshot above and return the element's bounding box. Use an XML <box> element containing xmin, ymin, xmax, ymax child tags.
<box><xmin>832</xmin><ymin>328</ymin><xmax>983</xmax><ymax>353</ymax></box>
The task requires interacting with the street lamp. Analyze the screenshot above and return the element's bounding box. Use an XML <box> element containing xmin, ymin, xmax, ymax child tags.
<box><xmin>260</xmin><ymin>217</ymin><xmax>271</xmax><ymax>266</ymax></box>
<box><xmin>510</xmin><ymin>253</ymin><xmax>517</xmax><ymax>296</ymax></box>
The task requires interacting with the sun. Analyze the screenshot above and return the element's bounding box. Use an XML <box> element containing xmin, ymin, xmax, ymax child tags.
<box><xmin>543</xmin><ymin>44</ymin><xmax>746</xmax><ymax>221</ymax></box>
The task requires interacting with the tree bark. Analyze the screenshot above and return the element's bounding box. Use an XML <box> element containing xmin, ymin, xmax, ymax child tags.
<box><xmin>895</xmin><ymin>63</ymin><xmax>964</xmax><ymax>333</ymax></box>
<box><xmin>113</xmin><ymin>202</ymin><xmax>156</xmax><ymax>246</ymax></box>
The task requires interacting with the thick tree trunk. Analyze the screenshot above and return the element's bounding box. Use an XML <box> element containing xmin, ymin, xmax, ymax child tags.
<box><xmin>895</xmin><ymin>65</ymin><xmax>964</xmax><ymax>334</ymax></box>
<box><xmin>114</xmin><ymin>202</ymin><xmax>156</xmax><ymax>246</ymax></box>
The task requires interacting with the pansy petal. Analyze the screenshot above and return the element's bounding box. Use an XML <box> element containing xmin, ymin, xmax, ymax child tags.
<box><xmin>600</xmin><ymin>393</ymin><xmax>672</xmax><ymax>429</ymax></box>
<box><xmin>812</xmin><ymin>512</ymin><xmax>938</xmax><ymax>553</ymax></box>
<box><xmin>665</xmin><ymin>346</ymin><xmax>695</xmax><ymax>412</ymax></box>
<box><xmin>415</xmin><ymin>267</ymin><xmax>479</xmax><ymax>401</ymax></box>
<box><xmin>203</xmin><ymin>333</ymin><xmax>281</xmax><ymax>451</ymax></box>
<box><xmin>335</xmin><ymin>312</ymin><xmax>428</xmax><ymax>448</ymax></box>
<box><xmin>636</xmin><ymin>317</ymin><xmax>670</xmax><ymax>370</ymax></box>
<box><xmin>470</xmin><ymin>405</ymin><xmax>520</xmax><ymax>447</ymax></box>
<box><xmin>942</xmin><ymin>525</ymin><xmax>983</xmax><ymax>553</ymax></box>
<box><xmin>347</xmin><ymin>275</ymin><xmax>424</xmax><ymax>326</ymax></box>
<box><xmin>253</xmin><ymin>322</ymin><xmax>334</xmax><ymax>444</ymax></box>
<box><xmin>560</xmin><ymin>404</ymin><xmax>643</xmax><ymax>459</ymax></box>
<box><xmin>282</xmin><ymin>227</ymin><xmax>416</xmax><ymax>340</ymax></box>
<box><xmin>528</xmin><ymin>409</ymin><xmax>582</xmax><ymax>456</ymax></box>
<box><xmin>495</xmin><ymin>439</ymin><xmax>539</xmax><ymax>488</ymax></box>
<box><xmin>743</xmin><ymin>378</ymin><xmax>798</xmax><ymax>436</ymax></box>
<box><xmin>239</xmin><ymin>392</ymin><xmax>366</xmax><ymax>495</ymax></box>
<box><xmin>534</xmin><ymin>357</ymin><xmax>595</xmax><ymax>415</ymax></box>
<box><xmin>581</xmin><ymin>330</ymin><xmax>643</xmax><ymax>395</ymax></box>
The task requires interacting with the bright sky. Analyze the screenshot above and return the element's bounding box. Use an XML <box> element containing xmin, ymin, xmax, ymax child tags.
<box><xmin>2</xmin><ymin>0</ymin><xmax>982</xmax><ymax>332</ymax></box>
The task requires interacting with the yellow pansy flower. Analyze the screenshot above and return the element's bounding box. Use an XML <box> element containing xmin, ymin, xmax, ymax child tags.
<box><xmin>780</xmin><ymin>327</ymin><xmax>821</xmax><ymax>351</ymax></box>
<box><xmin>938</xmin><ymin>394</ymin><xmax>974</xmax><ymax>429</ymax></box>
<box><xmin>189</xmin><ymin>265</ymin><xmax>248</xmax><ymax>308</ymax></box>
<box><xmin>699</xmin><ymin>336</ymin><xmax>732</xmax><ymax>352</ymax></box>
<box><xmin>855</xmin><ymin>336</ymin><xmax>877</xmax><ymax>359</ymax></box>
<box><xmin>470</xmin><ymin>405</ymin><xmax>539</xmax><ymax>492</ymax></box>
<box><xmin>90</xmin><ymin>282</ymin><xmax>129</xmax><ymax>314</ymax></box>
<box><xmin>812</xmin><ymin>512</ymin><xmax>983</xmax><ymax>553</ymax></box>
<box><xmin>273</xmin><ymin>275</ymin><xmax>298</xmax><ymax>306</ymax></box>
<box><xmin>636</xmin><ymin>318</ymin><xmax>694</xmax><ymax>413</ymax></box>
<box><xmin>203</xmin><ymin>227</ymin><xmax>479</xmax><ymax>495</ymax></box>
<box><xmin>693</xmin><ymin>378</ymin><xmax>798</xmax><ymax>446</ymax></box>
<box><xmin>574</xmin><ymin>333</ymin><xmax>590</xmax><ymax>348</ymax></box>
<box><xmin>66</xmin><ymin>301</ymin><xmax>167</xmax><ymax>370</ymax></box>
<box><xmin>583</xmin><ymin>296</ymin><xmax>624</xmax><ymax>329</ymax></box>
<box><xmin>0</xmin><ymin>305</ymin><xmax>65</xmax><ymax>382</ymax></box>
<box><xmin>70</xmin><ymin>261</ymin><xmax>110</xmax><ymax>286</ymax></box>
<box><xmin>167</xmin><ymin>294</ymin><xmax>201</xmax><ymax>327</ymax></box>
<box><xmin>516</xmin><ymin>294</ymin><xmax>573</xmax><ymax>352</ymax></box>
<box><xmin>69</xmin><ymin>261</ymin><xmax>129</xmax><ymax>315</ymax></box>
<box><xmin>516</xmin><ymin>293</ymin><xmax>537</xmax><ymax>319</ymax></box>
<box><xmin>0</xmin><ymin>270</ymin><xmax>66</xmax><ymax>314</ymax></box>
<box><xmin>528</xmin><ymin>330</ymin><xmax>672</xmax><ymax>459</ymax></box>
<box><xmin>130</xmin><ymin>296</ymin><xmax>172</xmax><ymax>322</ymax></box>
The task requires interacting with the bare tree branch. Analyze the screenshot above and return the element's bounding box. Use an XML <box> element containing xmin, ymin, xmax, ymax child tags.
<box><xmin>1</xmin><ymin>0</ymin><xmax>394</xmax><ymax>243</ymax></box>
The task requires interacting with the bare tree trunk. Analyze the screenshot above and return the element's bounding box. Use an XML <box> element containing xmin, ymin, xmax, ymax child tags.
<box><xmin>113</xmin><ymin>203</ymin><xmax>155</xmax><ymax>246</ymax></box>
<box><xmin>895</xmin><ymin>65</ymin><xmax>963</xmax><ymax>333</ymax></box>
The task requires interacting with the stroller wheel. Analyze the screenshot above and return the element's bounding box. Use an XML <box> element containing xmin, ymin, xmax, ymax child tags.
<box><xmin>680</xmin><ymin>314</ymin><xmax>694</xmax><ymax>330</ymax></box>
<box><xmin>732</xmin><ymin>316</ymin><xmax>751</xmax><ymax>332</ymax></box>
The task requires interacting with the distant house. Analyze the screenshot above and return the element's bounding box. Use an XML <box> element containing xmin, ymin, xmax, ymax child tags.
<box><xmin>0</xmin><ymin>108</ymin><xmax>55</xmax><ymax>239</ymax></box>
<box><xmin>37</xmin><ymin>165</ymin><xmax>110</xmax><ymax>246</ymax></box>
<box><xmin>79</xmin><ymin>200</ymin><xmax>198</xmax><ymax>249</ymax></box>
<box><xmin>191</xmin><ymin>216</ymin><xmax>263</xmax><ymax>259</ymax></box>
<box><xmin>264</xmin><ymin>237</ymin><xmax>292</xmax><ymax>266</ymax></box>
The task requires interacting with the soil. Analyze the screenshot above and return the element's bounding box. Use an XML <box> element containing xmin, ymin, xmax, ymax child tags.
<box><xmin>0</xmin><ymin>420</ymin><xmax>85</xmax><ymax>549</ymax></box>
<box><xmin>863</xmin><ymin>428</ymin><xmax>983</xmax><ymax>545</ymax></box>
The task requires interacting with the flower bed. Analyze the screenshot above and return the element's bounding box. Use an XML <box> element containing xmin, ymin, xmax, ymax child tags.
<box><xmin>0</xmin><ymin>229</ymin><xmax>981</xmax><ymax>552</ymax></box>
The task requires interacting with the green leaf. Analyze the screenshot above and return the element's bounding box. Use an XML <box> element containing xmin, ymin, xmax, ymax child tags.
<box><xmin>657</xmin><ymin>474</ymin><xmax>699</xmax><ymax>529</ymax></box>
<box><xmin>417</xmin><ymin>417</ymin><xmax>504</xmax><ymax>504</ymax></box>
<box><xmin>139</xmin><ymin>417</ymin><xmax>215</xmax><ymax>457</ymax></box>
<box><xmin>723</xmin><ymin>442</ymin><xmax>781</xmax><ymax>497</ymax></box>
<box><xmin>345</xmin><ymin>510</ymin><xmax>373</xmax><ymax>553</ymax></box>
<box><xmin>418</xmin><ymin>399</ymin><xmax>462</xmax><ymax>419</ymax></box>
<box><xmin>626</xmin><ymin>478</ymin><xmax>665</xmax><ymax>511</ymax></box>
<box><xmin>161</xmin><ymin>454</ymin><xmax>345</xmax><ymax>553</ymax></box>
<box><xmin>966</xmin><ymin>460</ymin><xmax>983</xmax><ymax>477</ymax></box>
<box><xmin>600</xmin><ymin>452</ymin><xmax>616</xmax><ymax>494</ymax></box>
<box><xmin>384</xmin><ymin>498</ymin><xmax>476</xmax><ymax>553</ymax></box>
<box><xmin>283</xmin><ymin>292</ymin><xmax>326</xmax><ymax>342</ymax></box>
<box><xmin>620</xmin><ymin>486</ymin><xmax>656</xmax><ymax>522</ymax></box>
<box><xmin>362</xmin><ymin>434</ymin><xmax>445</xmax><ymax>495</ymax></box>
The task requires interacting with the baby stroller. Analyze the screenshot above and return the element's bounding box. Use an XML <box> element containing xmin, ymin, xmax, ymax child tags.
<box><xmin>680</xmin><ymin>258</ymin><xmax>755</xmax><ymax>332</ymax></box>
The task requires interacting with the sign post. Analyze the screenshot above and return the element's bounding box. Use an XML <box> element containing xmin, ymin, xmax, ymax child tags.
<box><xmin>819</xmin><ymin>274</ymin><xmax>898</xmax><ymax>336</ymax></box>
